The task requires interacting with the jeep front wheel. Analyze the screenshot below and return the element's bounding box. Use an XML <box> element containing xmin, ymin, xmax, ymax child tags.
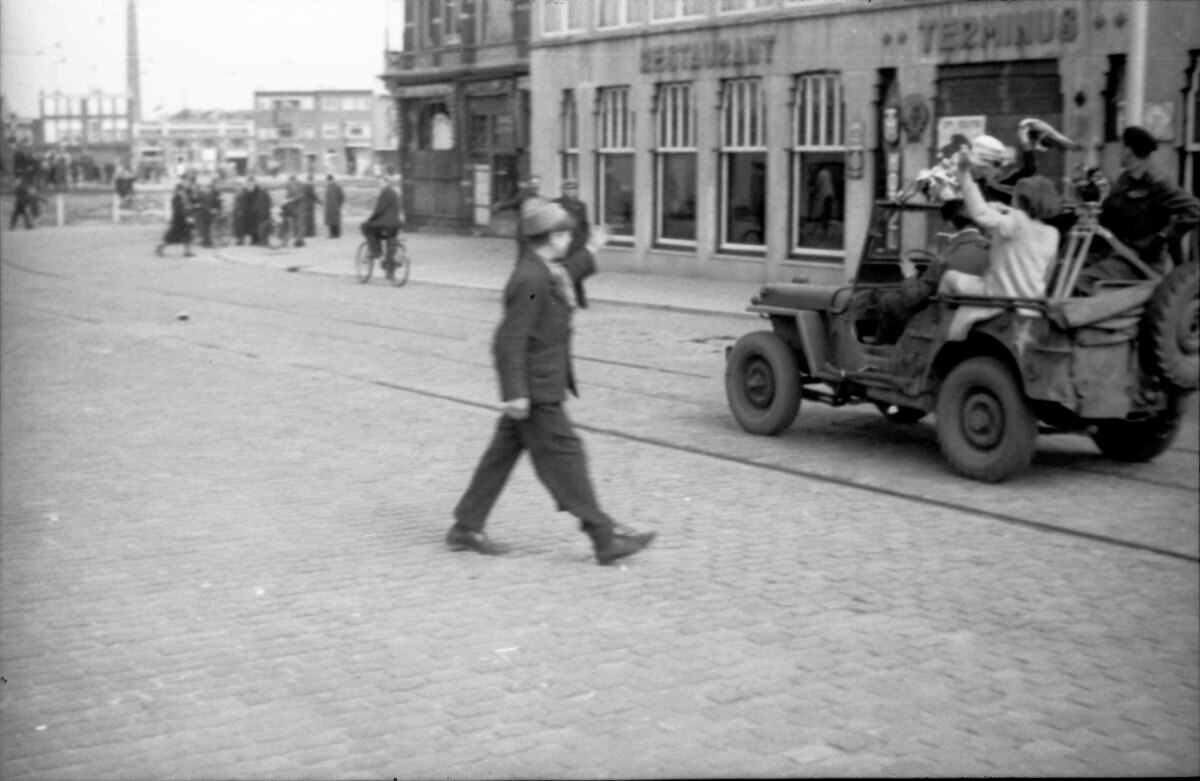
<box><xmin>726</xmin><ymin>331</ymin><xmax>801</xmax><ymax>435</ymax></box>
<box><xmin>936</xmin><ymin>357</ymin><xmax>1037</xmax><ymax>482</ymax></box>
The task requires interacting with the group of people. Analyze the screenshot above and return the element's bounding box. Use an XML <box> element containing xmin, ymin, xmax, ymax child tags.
<box><xmin>154</xmin><ymin>174</ymin><xmax>225</xmax><ymax>257</ymax></box>
<box><xmin>8</xmin><ymin>145</ymin><xmax>113</xmax><ymax>191</ymax></box>
<box><xmin>874</xmin><ymin>122</ymin><xmax>1200</xmax><ymax>344</ymax></box>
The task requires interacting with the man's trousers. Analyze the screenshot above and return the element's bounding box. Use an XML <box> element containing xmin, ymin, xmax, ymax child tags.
<box><xmin>454</xmin><ymin>403</ymin><xmax>615</xmax><ymax>536</ymax></box>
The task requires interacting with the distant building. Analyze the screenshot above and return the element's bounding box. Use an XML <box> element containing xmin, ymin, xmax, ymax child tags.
<box><xmin>132</xmin><ymin>109</ymin><xmax>257</xmax><ymax>179</ymax></box>
<box><xmin>253</xmin><ymin>89</ymin><xmax>380</xmax><ymax>176</ymax></box>
<box><xmin>37</xmin><ymin>90</ymin><xmax>133</xmax><ymax>167</ymax></box>
<box><xmin>382</xmin><ymin>0</ymin><xmax>532</xmax><ymax>232</ymax></box>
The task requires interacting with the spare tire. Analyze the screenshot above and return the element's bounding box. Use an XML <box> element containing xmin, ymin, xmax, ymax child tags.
<box><xmin>1142</xmin><ymin>261</ymin><xmax>1199</xmax><ymax>390</ymax></box>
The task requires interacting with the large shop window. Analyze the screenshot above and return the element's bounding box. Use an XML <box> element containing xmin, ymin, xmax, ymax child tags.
<box><xmin>792</xmin><ymin>72</ymin><xmax>845</xmax><ymax>255</ymax></box>
<box><xmin>543</xmin><ymin>0</ymin><xmax>586</xmax><ymax>35</ymax></box>
<box><xmin>597</xmin><ymin>87</ymin><xmax>635</xmax><ymax>241</ymax></box>
<box><xmin>560</xmin><ymin>90</ymin><xmax>579</xmax><ymax>182</ymax></box>
<box><xmin>655</xmin><ymin>83</ymin><xmax>697</xmax><ymax>245</ymax></box>
<box><xmin>720</xmin><ymin>78</ymin><xmax>767</xmax><ymax>251</ymax></box>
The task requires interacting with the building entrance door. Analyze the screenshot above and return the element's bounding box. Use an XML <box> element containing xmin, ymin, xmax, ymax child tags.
<box><xmin>936</xmin><ymin>59</ymin><xmax>1066</xmax><ymax>185</ymax></box>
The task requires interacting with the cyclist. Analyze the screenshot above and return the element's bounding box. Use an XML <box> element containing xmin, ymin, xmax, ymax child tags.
<box><xmin>361</xmin><ymin>173</ymin><xmax>405</xmax><ymax>280</ymax></box>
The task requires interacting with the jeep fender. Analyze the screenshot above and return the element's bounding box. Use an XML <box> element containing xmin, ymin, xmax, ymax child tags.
<box><xmin>746</xmin><ymin>306</ymin><xmax>829</xmax><ymax>377</ymax></box>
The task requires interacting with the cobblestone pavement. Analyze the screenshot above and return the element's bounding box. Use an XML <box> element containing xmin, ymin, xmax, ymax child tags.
<box><xmin>1</xmin><ymin>225</ymin><xmax>1197</xmax><ymax>779</ymax></box>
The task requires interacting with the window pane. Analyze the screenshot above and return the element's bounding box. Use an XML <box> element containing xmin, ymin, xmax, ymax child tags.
<box><xmin>725</xmin><ymin>152</ymin><xmax>766</xmax><ymax>245</ymax></box>
<box><xmin>795</xmin><ymin>152</ymin><xmax>844</xmax><ymax>250</ymax></box>
<box><xmin>600</xmin><ymin>153</ymin><xmax>635</xmax><ymax>237</ymax></box>
<box><xmin>659</xmin><ymin>153</ymin><xmax>697</xmax><ymax>241</ymax></box>
<box><xmin>568</xmin><ymin>0</ymin><xmax>586</xmax><ymax>28</ymax></box>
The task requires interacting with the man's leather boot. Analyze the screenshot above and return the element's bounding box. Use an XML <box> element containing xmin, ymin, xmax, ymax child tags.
<box><xmin>590</xmin><ymin>523</ymin><xmax>656</xmax><ymax>566</ymax></box>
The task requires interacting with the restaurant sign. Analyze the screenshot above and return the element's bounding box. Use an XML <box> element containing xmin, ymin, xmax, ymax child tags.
<box><xmin>641</xmin><ymin>36</ymin><xmax>776</xmax><ymax>75</ymax></box>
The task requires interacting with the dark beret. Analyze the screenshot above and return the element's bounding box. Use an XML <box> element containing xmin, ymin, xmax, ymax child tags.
<box><xmin>1122</xmin><ymin>125</ymin><xmax>1158</xmax><ymax>158</ymax></box>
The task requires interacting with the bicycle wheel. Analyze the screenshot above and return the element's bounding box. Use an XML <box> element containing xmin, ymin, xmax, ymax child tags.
<box><xmin>354</xmin><ymin>241</ymin><xmax>374</xmax><ymax>283</ymax></box>
<box><xmin>390</xmin><ymin>239</ymin><xmax>410</xmax><ymax>287</ymax></box>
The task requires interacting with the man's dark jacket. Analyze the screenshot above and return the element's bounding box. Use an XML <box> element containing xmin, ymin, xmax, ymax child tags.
<box><xmin>1101</xmin><ymin>164</ymin><xmax>1200</xmax><ymax>263</ymax></box>
<box><xmin>494</xmin><ymin>247</ymin><xmax>597</xmax><ymax>404</ymax></box>
<box><xmin>364</xmin><ymin>186</ymin><xmax>403</xmax><ymax>230</ymax></box>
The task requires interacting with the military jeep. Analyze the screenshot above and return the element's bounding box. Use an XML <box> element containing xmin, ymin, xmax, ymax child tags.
<box><xmin>724</xmin><ymin>199</ymin><xmax>1198</xmax><ymax>482</ymax></box>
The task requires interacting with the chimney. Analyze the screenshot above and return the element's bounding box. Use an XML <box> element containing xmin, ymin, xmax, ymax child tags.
<box><xmin>126</xmin><ymin>0</ymin><xmax>141</xmax><ymax>124</ymax></box>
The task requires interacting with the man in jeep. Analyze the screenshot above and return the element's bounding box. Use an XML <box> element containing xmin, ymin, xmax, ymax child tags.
<box><xmin>1076</xmin><ymin>126</ymin><xmax>1200</xmax><ymax>292</ymax></box>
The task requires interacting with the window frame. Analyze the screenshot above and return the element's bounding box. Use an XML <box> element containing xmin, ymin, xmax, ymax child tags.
<box><xmin>649</xmin><ymin>0</ymin><xmax>707</xmax><ymax>24</ymax></box>
<box><xmin>790</xmin><ymin>71</ymin><xmax>846</xmax><ymax>259</ymax></box>
<box><xmin>719</xmin><ymin>77</ymin><xmax>767</xmax><ymax>253</ymax></box>
<box><xmin>542</xmin><ymin>0</ymin><xmax>587</xmax><ymax>36</ymax></box>
<box><xmin>654</xmin><ymin>82</ymin><xmax>698</xmax><ymax>247</ymax></box>
<box><xmin>596</xmin><ymin>86</ymin><xmax>636</xmax><ymax>244</ymax></box>
<box><xmin>560</xmin><ymin>90</ymin><xmax>580</xmax><ymax>182</ymax></box>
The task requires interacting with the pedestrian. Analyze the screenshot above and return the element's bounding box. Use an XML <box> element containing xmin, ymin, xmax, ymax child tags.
<box><xmin>8</xmin><ymin>178</ymin><xmax>46</xmax><ymax>230</ymax></box>
<box><xmin>197</xmin><ymin>181</ymin><xmax>223</xmax><ymax>248</ymax></box>
<box><xmin>361</xmin><ymin>174</ymin><xmax>405</xmax><ymax>280</ymax></box>
<box><xmin>301</xmin><ymin>175</ymin><xmax>321</xmax><ymax>238</ymax></box>
<box><xmin>284</xmin><ymin>175</ymin><xmax>305</xmax><ymax>247</ymax></box>
<box><xmin>1077</xmin><ymin>125</ymin><xmax>1200</xmax><ymax>291</ymax></box>
<box><xmin>447</xmin><ymin>201</ymin><xmax>656</xmax><ymax>565</ymax></box>
<box><xmin>232</xmin><ymin>179</ymin><xmax>252</xmax><ymax>245</ymax></box>
<box><xmin>155</xmin><ymin>183</ymin><xmax>196</xmax><ymax>257</ymax></box>
<box><xmin>249</xmin><ymin>177</ymin><xmax>273</xmax><ymax>246</ymax></box>
<box><xmin>555</xmin><ymin>178</ymin><xmax>591</xmax><ymax>308</ymax></box>
<box><xmin>323</xmin><ymin>174</ymin><xmax>344</xmax><ymax>238</ymax></box>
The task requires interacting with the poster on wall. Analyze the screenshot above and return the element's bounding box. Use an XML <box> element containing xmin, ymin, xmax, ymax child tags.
<box><xmin>937</xmin><ymin>115</ymin><xmax>986</xmax><ymax>155</ymax></box>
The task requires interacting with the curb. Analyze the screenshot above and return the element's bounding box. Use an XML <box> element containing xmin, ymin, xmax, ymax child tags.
<box><xmin>213</xmin><ymin>249</ymin><xmax>761</xmax><ymax>320</ymax></box>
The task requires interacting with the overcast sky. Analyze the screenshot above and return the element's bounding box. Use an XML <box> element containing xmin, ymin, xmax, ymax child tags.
<box><xmin>1</xmin><ymin>0</ymin><xmax>404</xmax><ymax>118</ymax></box>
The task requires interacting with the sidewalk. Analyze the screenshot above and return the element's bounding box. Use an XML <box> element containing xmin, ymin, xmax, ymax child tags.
<box><xmin>215</xmin><ymin>232</ymin><xmax>766</xmax><ymax>318</ymax></box>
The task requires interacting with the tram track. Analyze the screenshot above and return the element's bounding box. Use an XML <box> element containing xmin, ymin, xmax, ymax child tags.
<box><xmin>7</xmin><ymin>260</ymin><xmax>1197</xmax><ymax>563</ymax></box>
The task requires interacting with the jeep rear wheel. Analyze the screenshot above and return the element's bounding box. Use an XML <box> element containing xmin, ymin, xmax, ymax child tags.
<box><xmin>726</xmin><ymin>331</ymin><xmax>801</xmax><ymax>435</ymax></box>
<box><xmin>936</xmin><ymin>357</ymin><xmax>1037</xmax><ymax>482</ymax></box>
<box><xmin>1143</xmin><ymin>261</ymin><xmax>1200</xmax><ymax>391</ymax></box>
<box><xmin>1091</xmin><ymin>403</ymin><xmax>1182</xmax><ymax>463</ymax></box>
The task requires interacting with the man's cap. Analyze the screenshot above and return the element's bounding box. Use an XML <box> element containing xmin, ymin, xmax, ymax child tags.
<box><xmin>970</xmin><ymin>134</ymin><xmax>1008</xmax><ymax>165</ymax></box>
<box><xmin>520</xmin><ymin>199</ymin><xmax>576</xmax><ymax>237</ymax></box>
<box><xmin>1122</xmin><ymin>125</ymin><xmax>1158</xmax><ymax>157</ymax></box>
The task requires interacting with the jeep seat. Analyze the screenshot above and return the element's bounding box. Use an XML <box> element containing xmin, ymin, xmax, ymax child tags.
<box><xmin>752</xmin><ymin>283</ymin><xmax>851</xmax><ymax>313</ymax></box>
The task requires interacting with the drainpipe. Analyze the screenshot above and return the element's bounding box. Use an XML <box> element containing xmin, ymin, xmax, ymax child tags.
<box><xmin>1126</xmin><ymin>0</ymin><xmax>1149</xmax><ymax>127</ymax></box>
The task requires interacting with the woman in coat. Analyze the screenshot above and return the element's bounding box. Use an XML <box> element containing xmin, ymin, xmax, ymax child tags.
<box><xmin>155</xmin><ymin>183</ymin><xmax>195</xmax><ymax>257</ymax></box>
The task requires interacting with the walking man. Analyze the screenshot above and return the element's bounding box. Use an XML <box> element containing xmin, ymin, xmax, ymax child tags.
<box><xmin>447</xmin><ymin>201</ymin><xmax>656</xmax><ymax>566</ymax></box>
<box><xmin>323</xmin><ymin>174</ymin><xmax>345</xmax><ymax>238</ymax></box>
<box><xmin>8</xmin><ymin>178</ymin><xmax>45</xmax><ymax>230</ymax></box>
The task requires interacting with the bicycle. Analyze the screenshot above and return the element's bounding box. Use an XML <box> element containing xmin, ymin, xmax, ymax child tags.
<box><xmin>355</xmin><ymin>231</ymin><xmax>409</xmax><ymax>286</ymax></box>
<box><xmin>258</xmin><ymin>207</ymin><xmax>299</xmax><ymax>249</ymax></box>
